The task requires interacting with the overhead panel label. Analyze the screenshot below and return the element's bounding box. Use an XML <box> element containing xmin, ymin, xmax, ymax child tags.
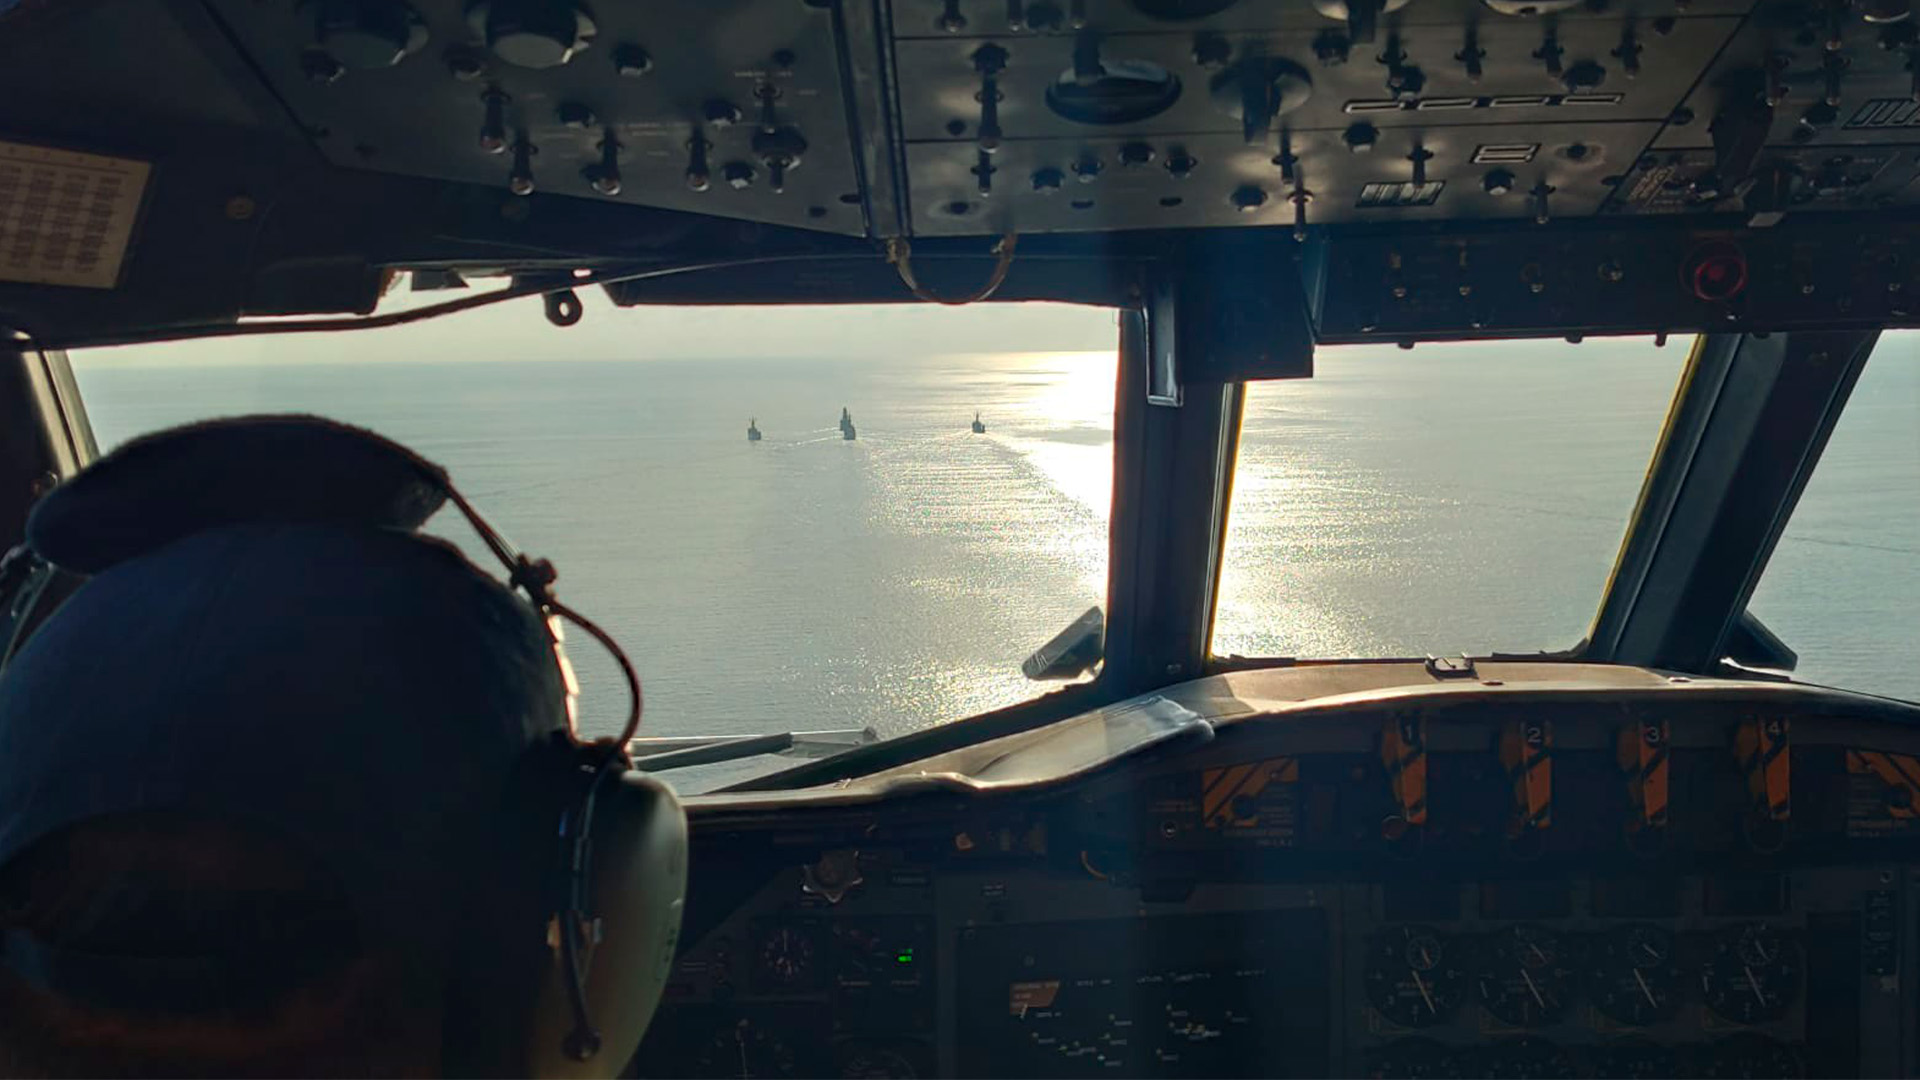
<box><xmin>0</xmin><ymin>141</ymin><xmax>149</xmax><ymax>289</ymax></box>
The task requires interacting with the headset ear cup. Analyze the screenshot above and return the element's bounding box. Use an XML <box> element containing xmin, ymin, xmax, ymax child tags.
<box><xmin>526</xmin><ymin>767</ymin><xmax>687</xmax><ymax>1080</ymax></box>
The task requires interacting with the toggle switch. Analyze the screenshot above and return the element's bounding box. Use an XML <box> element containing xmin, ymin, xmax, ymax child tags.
<box><xmin>1534</xmin><ymin>27</ymin><xmax>1564</xmax><ymax>78</ymax></box>
<box><xmin>1457</xmin><ymin>28</ymin><xmax>1486</xmax><ymax>82</ymax></box>
<box><xmin>1071</xmin><ymin>31</ymin><xmax>1105</xmax><ymax>85</ymax></box>
<box><xmin>508</xmin><ymin>136</ymin><xmax>536</xmax><ymax>195</ymax></box>
<box><xmin>972</xmin><ymin>149</ymin><xmax>996</xmax><ymax>196</ymax></box>
<box><xmin>1613</xmin><ymin>23</ymin><xmax>1642</xmax><ymax>78</ymax></box>
<box><xmin>685</xmin><ymin>133</ymin><xmax>712</xmax><ymax>191</ymax></box>
<box><xmin>1483</xmin><ymin>168</ymin><xmax>1516</xmax><ymax>196</ymax></box>
<box><xmin>1530</xmin><ymin>179</ymin><xmax>1554</xmax><ymax>223</ymax></box>
<box><xmin>973</xmin><ymin>44</ymin><xmax>1009</xmax><ymax>152</ymax></box>
<box><xmin>479</xmin><ymin>87</ymin><xmax>509</xmax><ymax>153</ymax></box>
<box><xmin>752</xmin><ymin>125</ymin><xmax>807</xmax><ymax>193</ymax></box>
<box><xmin>585</xmin><ymin>132</ymin><xmax>621</xmax><ymax>195</ymax></box>
<box><xmin>1290</xmin><ymin>186</ymin><xmax>1313</xmax><ymax>241</ymax></box>
<box><xmin>1407</xmin><ymin>143</ymin><xmax>1433</xmax><ymax>185</ymax></box>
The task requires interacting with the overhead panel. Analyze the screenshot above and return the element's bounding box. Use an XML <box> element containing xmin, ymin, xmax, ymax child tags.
<box><xmin>204</xmin><ymin>0</ymin><xmax>871</xmax><ymax>235</ymax></box>
<box><xmin>893</xmin><ymin>0</ymin><xmax>1748</xmax><ymax>236</ymax></box>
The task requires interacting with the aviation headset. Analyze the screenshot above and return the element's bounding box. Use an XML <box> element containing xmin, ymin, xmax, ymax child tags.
<box><xmin>0</xmin><ymin>416</ymin><xmax>687</xmax><ymax>1078</ymax></box>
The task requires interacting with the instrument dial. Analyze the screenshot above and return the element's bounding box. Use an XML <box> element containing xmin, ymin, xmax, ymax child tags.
<box><xmin>1588</xmin><ymin>924</ymin><xmax>1686</xmax><ymax>1026</ymax></box>
<box><xmin>1697</xmin><ymin>1033</ymin><xmax>1806</xmax><ymax>1079</ymax></box>
<box><xmin>692</xmin><ymin>1018</ymin><xmax>800</xmax><ymax>1079</ymax></box>
<box><xmin>1702</xmin><ymin>925</ymin><xmax>1802</xmax><ymax>1025</ymax></box>
<box><xmin>1363</xmin><ymin>925</ymin><xmax>1468</xmax><ymax>1028</ymax></box>
<box><xmin>755</xmin><ymin>924</ymin><xmax>818</xmax><ymax>989</ymax></box>
<box><xmin>1476</xmin><ymin>924</ymin><xmax>1576</xmax><ymax>1027</ymax></box>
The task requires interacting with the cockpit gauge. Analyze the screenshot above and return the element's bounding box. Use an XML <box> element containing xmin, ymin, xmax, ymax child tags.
<box><xmin>1473</xmin><ymin>1036</ymin><xmax>1576</xmax><ymax>1080</ymax></box>
<box><xmin>1589</xmin><ymin>1038</ymin><xmax>1682</xmax><ymax>1079</ymax></box>
<box><xmin>1365</xmin><ymin>1036</ymin><xmax>1456</xmax><ymax>1079</ymax></box>
<box><xmin>1696</xmin><ymin>1033</ymin><xmax>1806</xmax><ymax>1079</ymax></box>
<box><xmin>1701</xmin><ymin>925</ymin><xmax>1802</xmax><ymax>1025</ymax></box>
<box><xmin>1364</xmin><ymin>925</ymin><xmax>1468</xmax><ymax>1028</ymax></box>
<box><xmin>755</xmin><ymin>924</ymin><xmax>818</xmax><ymax>989</ymax></box>
<box><xmin>1587</xmin><ymin>924</ymin><xmax>1686</xmax><ymax>1026</ymax></box>
<box><xmin>692</xmin><ymin>1018</ymin><xmax>801</xmax><ymax>1079</ymax></box>
<box><xmin>1476</xmin><ymin>923</ymin><xmax>1576</xmax><ymax>1027</ymax></box>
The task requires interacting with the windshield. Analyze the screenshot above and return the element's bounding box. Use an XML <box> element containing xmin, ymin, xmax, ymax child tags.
<box><xmin>72</xmin><ymin>290</ymin><xmax>1117</xmax><ymax>762</ymax></box>
<box><xmin>1212</xmin><ymin>337</ymin><xmax>1689</xmax><ymax>660</ymax></box>
<box><xmin>1748</xmin><ymin>330</ymin><xmax>1920</xmax><ymax>701</ymax></box>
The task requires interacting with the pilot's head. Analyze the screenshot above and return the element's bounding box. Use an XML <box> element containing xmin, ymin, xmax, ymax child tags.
<box><xmin>0</xmin><ymin>417</ymin><xmax>684</xmax><ymax>1078</ymax></box>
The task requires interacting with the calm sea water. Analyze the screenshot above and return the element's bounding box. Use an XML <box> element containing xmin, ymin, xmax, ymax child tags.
<box><xmin>70</xmin><ymin>334</ymin><xmax>1920</xmax><ymax>742</ymax></box>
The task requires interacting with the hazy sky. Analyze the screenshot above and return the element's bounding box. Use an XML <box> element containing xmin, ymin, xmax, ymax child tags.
<box><xmin>78</xmin><ymin>281</ymin><xmax>1122</xmax><ymax>367</ymax></box>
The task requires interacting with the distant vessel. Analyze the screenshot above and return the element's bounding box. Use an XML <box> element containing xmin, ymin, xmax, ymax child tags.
<box><xmin>839</xmin><ymin>407</ymin><xmax>857</xmax><ymax>441</ymax></box>
<box><xmin>971</xmin><ymin>412</ymin><xmax>986</xmax><ymax>434</ymax></box>
<box><xmin>747</xmin><ymin>418</ymin><xmax>762</xmax><ymax>442</ymax></box>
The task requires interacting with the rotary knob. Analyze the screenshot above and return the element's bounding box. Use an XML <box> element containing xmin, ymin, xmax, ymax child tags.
<box><xmin>468</xmin><ymin>0</ymin><xmax>597</xmax><ymax>69</ymax></box>
<box><xmin>1230</xmin><ymin>184</ymin><xmax>1268</xmax><ymax>212</ymax></box>
<box><xmin>1118</xmin><ymin>142</ymin><xmax>1155</xmax><ymax>167</ymax></box>
<box><xmin>1031</xmin><ymin>167</ymin><xmax>1065</xmax><ymax>192</ymax></box>
<box><xmin>305</xmin><ymin>0</ymin><xmax>427</xmax><ymax>69</ymax></box>
<box><xmin>1343</xmin><ymin>122</ymin><xmax>1379</xmax><ymax>153</ymax></box>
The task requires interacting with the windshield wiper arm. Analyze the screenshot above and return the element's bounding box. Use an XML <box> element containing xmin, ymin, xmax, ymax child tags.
<box><xmin>629</xmin><ymin>728</ymin><xmax>875</xmax><ymax>773</ymax></box>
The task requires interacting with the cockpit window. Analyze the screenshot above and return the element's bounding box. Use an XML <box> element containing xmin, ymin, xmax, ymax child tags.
<box><xmin>1748</xmin><ymin>330</ymin><xmax>1920</xmax><ymax>702</ymax></box>
<box><xmin>1211</xmin><ymin>337</ymin><xmax>1689</xmax><ymax>661</ymax></box>
<box><xmin>71</xmin><ymin>290</ymin><xmax>1117</xmax><ymax>760</ymax></box>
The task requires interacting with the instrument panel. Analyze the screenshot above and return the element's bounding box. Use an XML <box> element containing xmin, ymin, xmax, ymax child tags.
<box><xmin>632</xmin><ymin>677</ymin><xmax>1920</xmax><ymax>1078</ymax></box>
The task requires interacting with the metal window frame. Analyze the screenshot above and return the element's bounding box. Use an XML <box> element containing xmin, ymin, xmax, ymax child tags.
<box><xmin>1583</xmin><ymin>329</ymin><xmax>1880</xmax><ymax>673</ymax></box>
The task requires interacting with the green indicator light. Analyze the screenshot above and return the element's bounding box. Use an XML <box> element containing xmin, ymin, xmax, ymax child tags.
<box><xmin>896</xmin><ymin>949</ymin><xmax>914</xmax><ymax>964</ymax></box>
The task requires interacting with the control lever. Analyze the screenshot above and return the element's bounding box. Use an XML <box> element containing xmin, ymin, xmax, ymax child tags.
<box><xmin>1499</xmin><ymin>719</ymin><xmax>1553</xmax><ymax>835</ymax></box>
<box><xmin>1735</xmin><ymin>718</ymin><xmax>1791</xmax><ymax>824</ymax></box>
<box><xmin>1380</xmin><ymin>714</ymin><xmax>1428</xmax><ymax>835</ymax></box>
<box><xmin>1615</xmin><ymin>719</ymin><xmax>1671</xmax><ymax>838</ymax></box>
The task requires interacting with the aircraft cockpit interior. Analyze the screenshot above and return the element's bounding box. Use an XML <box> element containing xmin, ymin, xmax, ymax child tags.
<box><xmin>2</xmin><ymin>0</ymin><xmax>1919</xmax><ymax>1076</ymax></box>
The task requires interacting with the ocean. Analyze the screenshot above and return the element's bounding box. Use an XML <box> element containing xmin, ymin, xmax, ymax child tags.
<box><xmin>69</xmin><ymin>332</ymin><xmax>1919</xmax><ymax>747</ymax></box>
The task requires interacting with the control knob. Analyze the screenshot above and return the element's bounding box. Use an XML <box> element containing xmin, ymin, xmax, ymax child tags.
<box><xmin>304</xmin><ymin>0</ymin><xmax>428</xmax><ymax>69</ymax></box>
<box><xmin>467</xmin><ymin>0</ymin><xmax>597</xmax><ymax>69</ymax></box>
